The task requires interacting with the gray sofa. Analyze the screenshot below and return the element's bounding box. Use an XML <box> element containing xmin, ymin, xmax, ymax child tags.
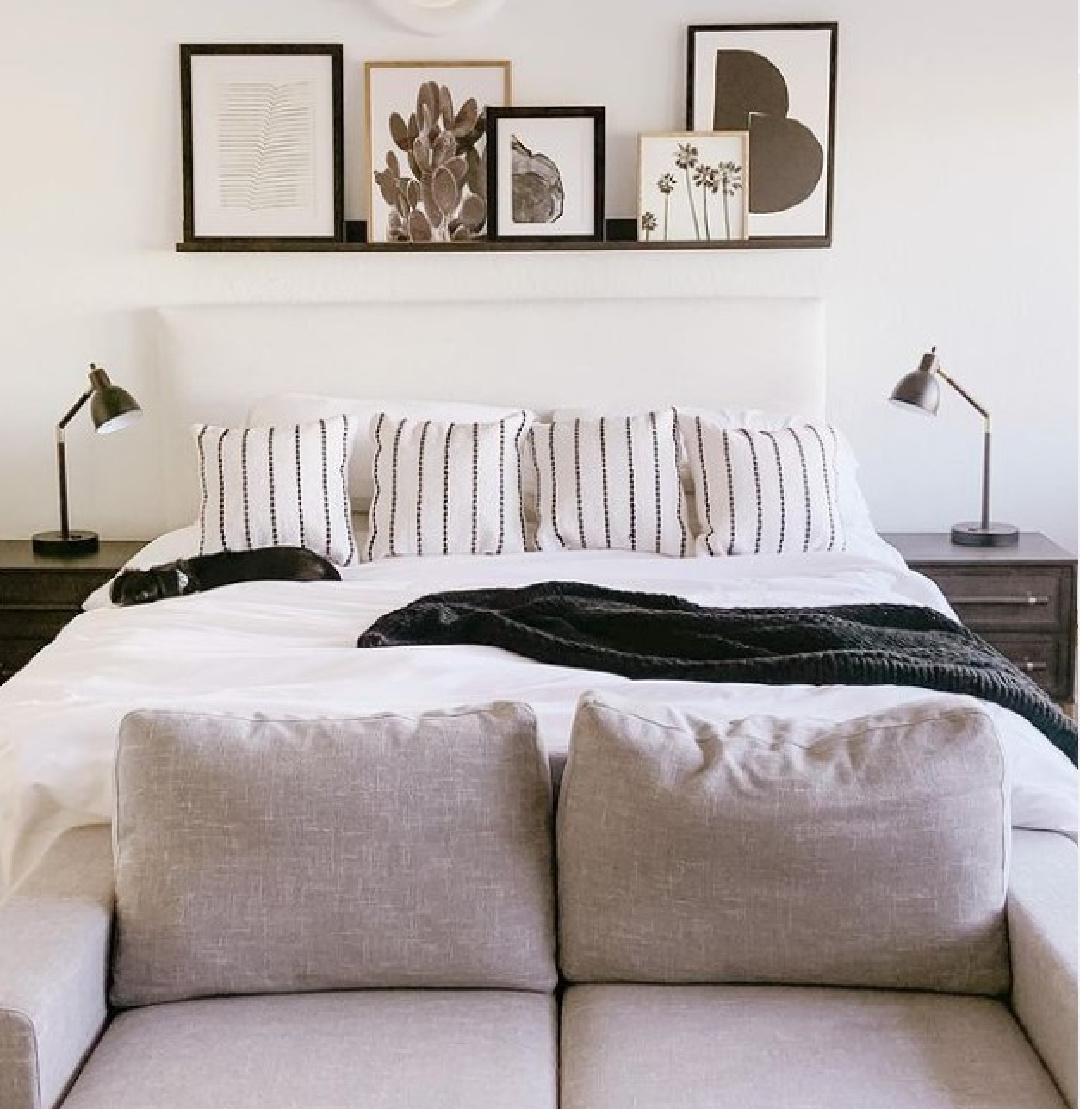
<box><xmin>0</xmin><ymin>696</ymin><xmax>1075</xmax><ymax>1109</ymax></box>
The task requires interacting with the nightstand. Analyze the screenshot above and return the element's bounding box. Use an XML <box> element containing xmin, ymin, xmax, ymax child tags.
<box><xmin>883</xmin><ymin>532</ymin><xmax>1078</xmax><ymax>705</ymax></box>
<box><xmin>0</xmin><ymin>540</ymin><xmax>144</xmax><ymax>683</ymax></box>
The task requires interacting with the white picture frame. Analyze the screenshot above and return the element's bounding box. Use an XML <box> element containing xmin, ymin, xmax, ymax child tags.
<box><xmin>181</xmin><ymin>45</ymin><xmax>344</xmax><ymax>243</ymax></box>
<box><xmin>365</xmin><ymin>60</ymin><xmax>512</xmax><ymax>244</ymax></box>
<box><xmin>637</xmin><ymin>132</ymin><xmax>749</xmax><ymax>244</ymax></box>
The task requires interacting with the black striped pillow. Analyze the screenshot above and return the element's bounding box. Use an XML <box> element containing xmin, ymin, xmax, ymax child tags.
<box><xmin>193</xmin><ymin>416</ymin><xmax>358</xmax><ymax>566</ymax></box>
<box><xmin>529</xmin><ymin>409</ymin><xmax>690</xmax><ymax>556</ymax></box>
<box><xmin>366</xmin><ymin>411</ymin><xmax>533</xmax><ymax>560</ymax></box>
<box><xmin>682</xmin><ymin>416</ymin><xmax>846</xmax><ymax>555</ymax></box>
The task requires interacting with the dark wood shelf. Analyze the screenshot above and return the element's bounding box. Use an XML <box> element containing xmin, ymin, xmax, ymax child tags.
<box><xmin>176</xmin><ymin>218</ymin><xmax>829</xmax><ymax>253</ymax></box>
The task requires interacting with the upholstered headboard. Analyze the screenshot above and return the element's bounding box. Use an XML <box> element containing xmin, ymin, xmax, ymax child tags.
<box><xmin>154</xmin><ymin>298</ymin><xmax>825</xmax><ymax>527</ymax></box>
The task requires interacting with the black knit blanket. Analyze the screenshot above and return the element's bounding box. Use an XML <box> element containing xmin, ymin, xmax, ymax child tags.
<box><xmin>358</xmin><ymin>581</ymin><xmax>1077</xmax><ymax>765</ymax></box>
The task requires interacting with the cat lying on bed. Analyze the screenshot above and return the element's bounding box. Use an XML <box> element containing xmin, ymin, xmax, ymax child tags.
<box><xmin>110</xmin><ymin>547</ymin><xmax>340</xmax><ymax>606</ymax></box>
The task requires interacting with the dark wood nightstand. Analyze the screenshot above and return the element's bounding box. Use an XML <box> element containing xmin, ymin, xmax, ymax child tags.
<box><xmin>883</xmin><ymin>532</ymin><xmax>1078</xmax><ymax>705</ymax></box>
<box><xmin>0</xmin><ymin>540</ymin><xmax>144</xmax><ymax>683</ymax></box>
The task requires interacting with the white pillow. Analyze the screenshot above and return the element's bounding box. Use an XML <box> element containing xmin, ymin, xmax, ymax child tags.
<box><xmin>529</xmin><ymin>409</ymin><xmax>691</xmax><ymax>557</ymax></box>
<box><xmin>677</xmin><ymin>408</ymin><xmax>878</xmax><ymax>545</ymax></box>
<box><xmin>194</xmin><ymin>416</ymin><xmax>359</xmax><ymax>566</ymax></box>
<box><xmin>247</xmin><ymin>394</ymin><xmax>520</xmax><ymax>511</ymax></box>
<box><xmin>681</xmin><ymin>414</ymin><xmax>846</xmax><ymax>555</ymax></box>
<box><xmin>365</xmin><ymin>411</ymin><xmax>533</xmax><ymax>560</ymax></box>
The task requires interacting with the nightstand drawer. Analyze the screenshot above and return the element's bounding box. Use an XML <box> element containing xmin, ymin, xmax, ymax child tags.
<box><xmin>0</xmin><ymin>569</ymin><xmax>114</xmax><ymax>608</ymax></box>
<box><xmin>0</xmin><ymin>640</ymin><xmax>47</xmax><ymax>683</ymax></box>
<box><xmin>0</xmin><ymin>609</ymin><xmax>79</xmax><ymax>641</ymax></box>
<box><xmin>981</xmin><ymin>632</ymin><xmax>1070</xmax><ymax>700</ymax></box>
<box><xmin>928</xmin><ymin>566</ymin><xmax>1067</xmax><ymax>631</ymax></box>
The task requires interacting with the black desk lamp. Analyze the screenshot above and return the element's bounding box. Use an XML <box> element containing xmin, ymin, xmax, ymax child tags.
<box><xmin>889</xmin><ymin>348</ymin><xmax>1018</xmax><ymax>548</ymax></box>
<box><xmin>32</xmin><ymin>365</ymin><xmax>142</xmax><ymax>557</ymax></box>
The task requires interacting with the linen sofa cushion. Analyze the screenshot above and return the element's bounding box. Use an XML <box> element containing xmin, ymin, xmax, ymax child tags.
<box><xmin>111</xmin><ymin>704</ymin><xmax>556</xmax><ymax>1007</ymax></box>
<box><xmin>558</xmin><ymin>693</ymin><xmax>1010</xmax><ymax>993</ymax></box>
<box><xmin>63</xmin><ymin>991</ymin><xmax>557</xmax><ymax>1109</ymax></box>
<box><xmin>560</xmin><ymin>985</ymin><xmax>1067</xmax><ymax>1109</ymax></box>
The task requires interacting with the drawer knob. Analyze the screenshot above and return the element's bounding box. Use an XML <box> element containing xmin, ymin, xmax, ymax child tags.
<box><xmin>1021</xmin><ymin>661</ymin><xmax>1048</xmax><ymax>673</ymax></box>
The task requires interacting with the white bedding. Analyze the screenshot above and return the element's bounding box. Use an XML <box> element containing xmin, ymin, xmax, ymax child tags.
<box><xmin>0</xmin><ymin>538</ymin><xmax>1075</xmax><ymax>890</ymax></box>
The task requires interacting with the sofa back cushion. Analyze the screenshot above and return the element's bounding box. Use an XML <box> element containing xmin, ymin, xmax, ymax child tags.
<box><xmin>557</xmin><ymin>694</ymin><xmax>1010</xmax><ymax>994</ymax></box>
<box><xmin>111</xmin><ymin>704</ymin><xmax>556</xmax><ymax>1007</ymax></box>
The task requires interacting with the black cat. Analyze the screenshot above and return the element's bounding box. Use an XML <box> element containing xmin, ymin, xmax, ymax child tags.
<box><xmin>110</xmin><ymin>546</ymin><xmax>341</xmax><ymax>606</ymax></box>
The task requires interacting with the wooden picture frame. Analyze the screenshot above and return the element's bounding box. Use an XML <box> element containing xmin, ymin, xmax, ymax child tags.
<box><xmin>365</xmin><ymin>60</ymin><xmax>512</xmax><ymax>244</ymax></box>
<box><xmin>686</xmin><ymin>23</ymin><xmax>837</xmax><ymax>245</ymax></box>
<box><xmin>486</xmin><ymin>107</ymin><xmax>605</xmax><ymax>243</ymax></box>
<box><xmin>637</xmin><ymin>132</ymin><xmax>749</xmax><ymax>244</ymax></box>
<box><xmin>180</xmin><ymin>44</ymin><xmax>345</xmax><ymax>245</ymax></box>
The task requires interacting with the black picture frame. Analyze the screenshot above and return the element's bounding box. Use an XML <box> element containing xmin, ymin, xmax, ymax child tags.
<box><xmin>686</xmin><ymin>23</ymin><xmax>837</xmax><ymax>247</ymax></box>
<box><xmin>180</xmin><ymin>44</ymin><xmax>345</xmax><ymax>245</ymax></box>
<box><xmin>486</xmin><ymin>107</ymin><xmax>606</xmax><ymax>243</ymax></box>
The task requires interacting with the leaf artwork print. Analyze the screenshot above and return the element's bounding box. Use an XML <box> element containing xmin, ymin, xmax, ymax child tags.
<box><xmin>217</xmin><ymin>80</ymin><xmax>316</xmax><ymax>212</ymax></box>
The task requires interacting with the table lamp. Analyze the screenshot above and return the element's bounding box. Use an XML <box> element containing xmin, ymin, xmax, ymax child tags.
<box><xmin>32</xmin><ymin>365</ymin><xmax>142</xmax><ymax>557</ymax></box>
<box><xmin>889</xmin><ymin>348</ymin><xmax>1018</xmax><ymax>547</ymax></box>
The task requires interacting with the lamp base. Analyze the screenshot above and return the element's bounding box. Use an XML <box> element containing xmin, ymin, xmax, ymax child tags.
<box><xmin>950</xmin><ymin>522</ymin><xmax>1020</xmax><ymax>548</ymax></box>
<box><xmin>32</xmin><ymin>530</ymin><xmax>100</xmax><ymax>557</ymax></box>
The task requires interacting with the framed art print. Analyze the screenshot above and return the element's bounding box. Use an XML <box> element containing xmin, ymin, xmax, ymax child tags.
<box><xmin>365</xmin><ymin>60</ymin><xmax>512</xmax><ymax>243</ymax></box>
<box><xmin>486</xmin><ymin>107</ymin><xmax>605</xmax><ymax>242</ymax></box>
<box><xmin>180</xmin><ymin>45</ymin><xmax>345</xmax><ymax>244</ymax></box>
<box><xmin>637</xmin><ymin>132</ymin><xmax>748</xmax><ymax>244</ymax></box>
<box><xmin>686</xmin><ymin>23</ymin><xmax>837</xmax><ymax>244</ymax></box>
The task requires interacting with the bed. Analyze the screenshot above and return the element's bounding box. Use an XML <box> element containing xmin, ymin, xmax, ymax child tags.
<box><xmin>0</xmin><ymin>300</ymin><xmax>1074</xmax><ymax>892</ymax></box>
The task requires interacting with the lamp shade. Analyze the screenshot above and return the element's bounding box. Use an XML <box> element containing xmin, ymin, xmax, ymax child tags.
<box><xmin>88</xmin><ymin>366</ymin><xmax>141</xmax><ymax>434</ymax></box>
<box><xmin>889</xmin><ymin>350</ymin><xmax>940</xmax><ymax>415</ymax></box>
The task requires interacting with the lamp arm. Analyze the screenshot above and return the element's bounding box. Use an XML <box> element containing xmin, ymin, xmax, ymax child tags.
<box><xmin>937</xmin><ymin>365</ymin><xmax>992</xmax><ymax>530</ymax></box>
<box><xmin>935</xmin><ymin>366</ymin><xmax>990</xmax><ymax>425</ymax></box>
<box><xmin>54</xmin><ymin>388</ymin><xmax>93</xmax><ymax>540</ymax></box>
<box><xmin>57</xmin><ymin>389</ymin><xmax>93</xmax><ymax>431</ymax></box>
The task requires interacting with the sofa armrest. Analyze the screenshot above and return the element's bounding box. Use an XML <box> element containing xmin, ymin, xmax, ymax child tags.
<box><xmin>0</xmin><ymin>825</ymin><xmax>114</xmax><ymax>1109</ymax></box>
<box><xmin>1008</xmin><ymin>828</ymin><xmax>1078</xmax><ymax>1109</ymax></box>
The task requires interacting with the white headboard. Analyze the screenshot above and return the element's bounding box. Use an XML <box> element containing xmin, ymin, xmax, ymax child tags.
<box><xmin>154</xmin><ymin>297</ymin><xmax>825</xmax><ymax>527</ymax></box>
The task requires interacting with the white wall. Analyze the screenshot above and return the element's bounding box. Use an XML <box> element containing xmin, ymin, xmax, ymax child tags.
<box><xmin>0</xmin><ymin>0</ymin><xmax>1075</xmax><ymax>550</ymax></box>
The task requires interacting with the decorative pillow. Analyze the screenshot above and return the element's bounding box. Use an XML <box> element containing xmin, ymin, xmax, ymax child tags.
<box><xmin>248</xmin><ymin>394</ymin><xmax>522</xmax><ymax>511</ymax></box>
<box><xmin>680</xmin><ymin>414</ymin><xmax>846</xmax><ymax>555</ymax></box>
<box><xmin>111</xmin><ymin>703</ymin><xmax>557</xmax><ymax>1006</ymax></box>
<box><xmin>366</xmin><ymin>411</ymin><xmax>533</xmax><ymax>560</ymax></box>
<box><xmin>529</xmin><ymin>409</ymin><xmax>690</xmax><ymax>556</ymax></box>
<box><xmin>557</xmin><ymin>693</ymin><xmax>1010</xmax><ymax>995</ymax></box>
<box><xmin>193</xmin><ymin>416</ymin><xmax>358</xmax><ymax>566</ymax></box>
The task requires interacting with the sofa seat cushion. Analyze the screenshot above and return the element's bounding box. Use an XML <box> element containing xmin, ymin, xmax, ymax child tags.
<box><xmin>561</xmin><ymin>985</ymin><xmax>1067</xmax><ymax>1109</ymax></box>
<box><xmin>62</xmin><ymin>991</ymin><xmax>556</xmax><ymax>1109</ymax></box>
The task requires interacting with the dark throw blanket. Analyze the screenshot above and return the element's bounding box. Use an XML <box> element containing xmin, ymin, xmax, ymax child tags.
<box><xmin>357</xmin><ymin>581</ymin><xmax>1077</xmax><ymax>765</ymax></box>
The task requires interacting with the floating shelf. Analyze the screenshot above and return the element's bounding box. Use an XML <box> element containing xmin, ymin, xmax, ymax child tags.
<box><xmin>175</xmin><ymin>219</ymin><xmax>828</xmax><ymax>253</ymax></box>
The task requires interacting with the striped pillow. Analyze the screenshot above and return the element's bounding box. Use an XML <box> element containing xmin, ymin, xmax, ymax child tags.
<box><xmin>193</xmin><ymin>416</ymin><xmax>358</xmax><ymax>566</ymax></box>
<box><xmin>366</xmin><ymin>411</ymin><xmax>533</xmax><ymax>560</ymax></box>
<box><xmin>682</xmin><ymin>416</ymin><xmax>846</xmax><ymax>555</ymax></box>
<box><xmin>529</xmin><ymin>409</ymin><xmax>690</xmax><ymax>556</ymax></box>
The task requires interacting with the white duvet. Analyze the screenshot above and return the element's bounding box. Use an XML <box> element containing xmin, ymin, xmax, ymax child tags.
<box><xmin>0</xmin><ymin>537</ymin><xmax>1075</xmax><ymax>891</ymax></box>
